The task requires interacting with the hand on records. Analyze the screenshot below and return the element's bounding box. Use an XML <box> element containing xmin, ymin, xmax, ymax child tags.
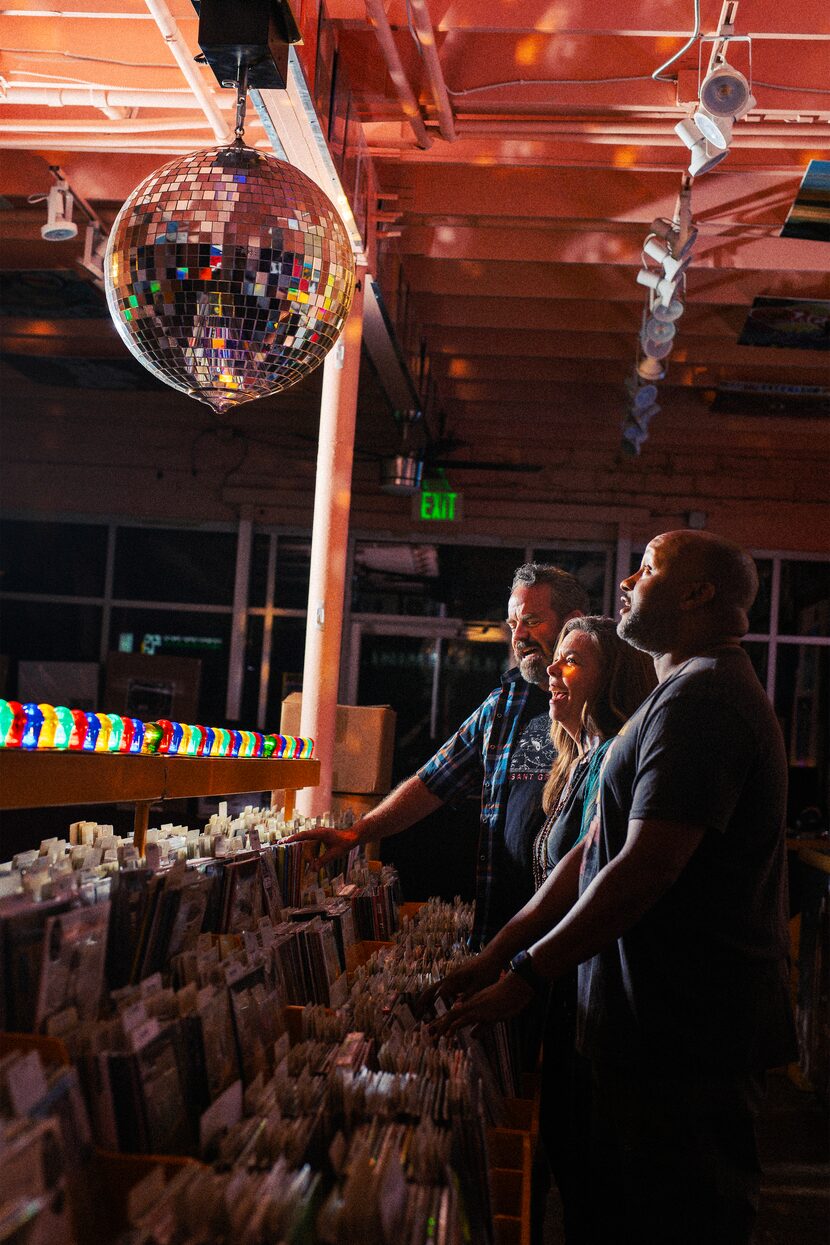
<box><xmin>280</xmin><ymin>824</ymin><xmax>361</xmax><ymax>866</ymax></box>
<box><xmin>420</xmin><ymin>954</ymin><xmax>500</xmax><ymax>1013</ymax></box>
<box><xmin>429</xmin><ymin>972</ymin><xmax>534</xmax><ymax>1037</ymax></box>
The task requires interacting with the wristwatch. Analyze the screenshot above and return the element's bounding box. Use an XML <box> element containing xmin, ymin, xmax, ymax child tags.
<box><xmin>507</xmin><ymin>949</ymin><xmax>545</xmax><ymax>993</ymax></box>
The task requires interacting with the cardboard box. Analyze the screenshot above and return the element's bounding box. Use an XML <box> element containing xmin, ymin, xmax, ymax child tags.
<box><xmin>104</xmin><ymin>653</ymin><xmax>201</xmax><ymax>723</ymax></box>
<box><xmin>280</xmin><ymin>694</ymin><xmax>396</xmax><ymax>795</ymax></box>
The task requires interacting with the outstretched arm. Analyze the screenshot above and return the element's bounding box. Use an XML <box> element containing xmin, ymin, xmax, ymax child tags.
<box><xmin>435</xmin><ymin>817</ymin><xmax>705</xmax><ymax>1034</ymax></box>
<box><xmin>428</xmin><ymin>838</ymin><xmax>586</xmax><ymax>1005</ymax></box>
<box><xmin>282</xmin><ymin>774</ymin><xmax>444</xmax><ymax>864</ymax></box>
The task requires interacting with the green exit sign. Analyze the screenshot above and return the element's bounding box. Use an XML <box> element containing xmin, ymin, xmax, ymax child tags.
<box><xmin>415</xmin><ymin>487</ymin><xmax>463</xmax><ymax>521</ymax></box>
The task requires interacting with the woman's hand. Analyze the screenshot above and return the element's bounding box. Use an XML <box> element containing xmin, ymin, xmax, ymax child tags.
<box><xmin>280</xmin><ymin>823</ymin><xmax>362</xmax><ymax>866</ymax></box>
<box><xmin>421</xmin><ymin>952</ymin><xmax>502</xmax><ymax>1012</ymax></box>
<box><xmin>430</xmin><ymin>973</ymin><xmax>534</xmax><ymax>1038</ymax></box>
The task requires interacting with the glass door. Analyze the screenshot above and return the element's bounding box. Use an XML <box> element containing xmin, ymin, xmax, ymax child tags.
<box><xmin>347</xmin><ymin>617</ymin><xmax>510</xmax><ymax>780</ymax></box>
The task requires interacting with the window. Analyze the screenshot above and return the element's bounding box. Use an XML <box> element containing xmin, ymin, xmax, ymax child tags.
<box><xmin>532</xmin><ymin>548</ymin><xmax>609</xmax><ymax>615</ymax></box>
<box><xmin>779</xmin><ymin>560</ymin><xmax>830</xmax><ymax>637</ymax></box>
<box><xmin>2</xmin><ymin>600</ymin><xmax>101</xmax><ymax>662</ymax></box>
<box><xmin>108</xmin><ymin>607</ymin><xmax>232</xmax><ymax>724</ymax></box>
<box><xmin>113</xmin><ymin>527</ymin><xmax>236</xmax><ymax>604</ymax></box>
<box><xmin>274</xmin><ymin>540</ymin><xmax>311</xmax><ymax>609</ymax></box>
<box><xmin>0</xmin><ymin>519</ymin><xmax>107</xmax><ymax>596</ymax></box>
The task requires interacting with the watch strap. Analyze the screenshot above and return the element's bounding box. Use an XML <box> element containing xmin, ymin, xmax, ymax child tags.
<box><xmin>507</xmin><ymin>949</ymin><xmax>544</xmax><ymax>993</ymax></box>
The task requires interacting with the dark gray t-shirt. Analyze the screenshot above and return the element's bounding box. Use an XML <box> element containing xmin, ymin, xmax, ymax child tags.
<box><xmin>577</xmin><ymin>647</ymin><xmax>796</xmax><ymax>1072</ymax></box>
<box><xmin>492</xmin><ymin>696</ymin><xmax>554</xmax><ymax>934</ymax></box>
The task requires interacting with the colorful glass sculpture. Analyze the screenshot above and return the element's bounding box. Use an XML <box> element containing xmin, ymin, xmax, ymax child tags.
<box><xmin>214</xmin><ymin>728</ymin><xmax>231</xmax><ymax>757</ymax></box>
<box><xmin>187</xmin><ymin>724</ymin><xmax>203</xmax><ymax>756</ymax></box>
<box><xmin>105</xmin><ymin>713</ymin><xmax>124</xmax><ymax>753</ymax></box>
<box><xmin>53</xmin><ymin>706</ymin><xmax>74</xmax><ymax>750</ymax></box>
<box><xmin>262</xmin><ymin>734</ymin><xmax>277</xmax><ymax>759</ymax></box>
<box><xmin>94</xmin><ymin>713</ymin><xmax>112</xmax><ymax>752</ymax></box>
<box><xmin>200</xmin><ymin>726</ymin><xmax>215</xmax><ymax>757</ymax></box>
<box><xmin>69</xmin><ymin>709</ymin><xmax>88</xmax><ymax>751</ymax></box>
<box><xmin>0</xmin><ymin>700</ymin><xmax>24</xmax><ymax>748</ymax></box>
<box><xmin>83</xmin><ymin>712</ymin><xmax>101</xmax><ymax>752</ymax></box>
<box><xmin>104</xmin><ymin>144</ymin><xmax>355</xmax><ymax>412</ymax></box>
<box><xmin>229</xmin><ymin>730</ymin><xmax>243</xmax><ymax>758</ymax></box>
<box><xmin>21</xmin><ymin>704</ymin><xmax>45</xmax><ymax>750</ymax></box>
<box><xmin>142</xmin><ymin>721</ymin><xmax>164</xmax><ymax>754</ymax></box>
<box><xmin>129</xmin><ymin>719</ymin><xmax>145</xmax><ymax>753</ymax></box>
<box><xmin>36</xmin><ymin>703</ymin><xmax>59</xmax><ymax>748</ymax></box>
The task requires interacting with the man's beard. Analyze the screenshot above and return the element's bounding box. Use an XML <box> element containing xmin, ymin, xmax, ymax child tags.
<box><xmin>617</xmin><ymin>606</ymin><xmax>670</xmax><ymax>656</ymax></box>
<box><xmin>518</xmin><ymin>651</ymin><xmax>550</xmax><ymax>686</ymax></box>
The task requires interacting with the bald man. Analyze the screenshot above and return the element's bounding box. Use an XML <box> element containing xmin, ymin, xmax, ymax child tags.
<box><xmin>432</xmin><ymin>532</ymin><xmax>796</xmax><ymax>1244</ymax></box>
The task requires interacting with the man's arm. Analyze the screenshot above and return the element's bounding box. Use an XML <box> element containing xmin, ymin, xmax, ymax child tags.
<box><xmin>281</xmin><ymin>774</ymin><xmax>444</xmax><ymax>863</ymax></box>
<box><xmin>429</xmin><ymin>838</ymin><xmax>585</xmax><ymax>1005</ymax></box>
<box><xmin>478</xmin><ymin>837</ymin><xmax>586</xmax><ymax>967</ymax></box>
<box><xmin>529</xmin><ymin>817</ymin><xmax>706</xmax><ymax>979</ymax></box>
<box><xmin>434</xmin><ymin>818</ymin><xmax>706</xmax><ymax>1034</ymax></box>
<box><xmin>356</xmin><ymin>774</ymin><xmax>444</xmax><ymax>843</ymax></box>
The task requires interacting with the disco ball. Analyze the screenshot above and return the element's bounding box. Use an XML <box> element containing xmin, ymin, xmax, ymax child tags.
<box><xmin>104</xmin><ymin>143</ymin><xmax>356</xmax><ymax>413</ymax></box>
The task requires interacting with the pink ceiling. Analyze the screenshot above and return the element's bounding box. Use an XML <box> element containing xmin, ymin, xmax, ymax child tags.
<box><xmin>0</xmin><ymin>0</ymin><xmax>828</xmax><ymax>466</ymax></box>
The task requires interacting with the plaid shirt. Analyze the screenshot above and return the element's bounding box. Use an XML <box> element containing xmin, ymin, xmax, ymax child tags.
<box><xmin>418</xmin><ymin>667</ymin><xmax>537</xmax><ymax>947</ymax></box>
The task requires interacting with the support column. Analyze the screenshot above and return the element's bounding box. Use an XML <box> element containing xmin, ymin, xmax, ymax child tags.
<box><xmin>297</xmin><ymin>274</ymin><xmax>365</xmax><ymax>816</ymax></box>
<box><xmin>225</xmin><ymin>515</ymin><xmax>252</xmax><ymax>721</ymax></box>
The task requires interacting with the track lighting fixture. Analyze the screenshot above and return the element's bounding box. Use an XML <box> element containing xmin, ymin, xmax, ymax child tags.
<box><xmin>672</xmin><ymin>0</ymin><xmax>755</xmax><ymax>179</ymax></box>
<box><xmin>40</xmin><ymin>180</ymin><xmax>77</xmax><ymax>241</ymax></box>
<box><xmin>650</xmin><ymin>288</ymin><xmax>685</xmax><ymax>323</ymax></box>
<box><xmin>674</xmin><ymin>118</ymin><xmax>729</xmax><ymax>177</ymax></box>
<box><xmin>624</xmin><ymin>376</ymin><xmax>658</xmax><ymax>410</ymax></box>
<box><xmin>642</xmin><ymin>236</ymin><xmax>692</xmax><ymax>284</ymax></box>
<box><xmin>636</xmin><ymin>356</ymin><xmax>666</xmax><ymax>382</ymax></box>
<box><xmin>380</xmin><ymin>453</ymin><xmax>424</xmax><ymax>495</ymax></box>
<box><xmin>621</xmin><ymin>402</ymin><xmax>660</xmax><ymax>456</ymax></box>
<box><xmin>636</xmin><ymin>268</ymin><xmax>684</xmax><ymax>309</ymax></box>
<box><xmin>699</xmin><ymin>62</ymin><xmax>754</xmax><ymax>120</ymax></box>
<box><xmin>692</xmin><ymin>108</ymin><xmax>732</xmax><ymax>150</ymax></box>
<box><xmin>80</xmin><ymin>223</ymin><xmax>108</xmax><ymax>285</ymax></box>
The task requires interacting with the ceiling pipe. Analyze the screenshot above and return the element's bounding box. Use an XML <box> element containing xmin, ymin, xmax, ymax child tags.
<box><xmin>143</xmin><ymin>0</ymin><xmax>230</xmax><ymax>143</ymax></box>
<box><xmin>0</xmin><ymin>134</ymin><xmax>224</xmax><ymax>151</ymax></box>
<box><xmin>364</xmin><ymin>0</ymin><xmax>431</xmax><ymax>149</ymax></box>
<box><xmin>444</xmin><ymin>121</ymin><xmax>830</xmax><ymax>146</ymax></box>
<box><xmin>406</xmin><ymin>0</ymin><xmax>456</xmax><ymax>142</ymax></box>
<box><xmin>1</xmin><ymin>84</ymin><xmax>233</xmax><ymax>111</ymax></box>
<box><xmin>450</xmin><ymin>117</ymin><xmax>829</xmax><ymax>137</ymax></box>
<box><xmin>0</xmin><ymin>117</ymin><xmax>222</xmax><ymax>134</ymax></box>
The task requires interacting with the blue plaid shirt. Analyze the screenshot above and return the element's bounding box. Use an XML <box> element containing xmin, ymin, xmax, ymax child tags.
<box><xmin>418</xmin><ymin>667</ymin><xmax>539</xmax><ymax>947</ymax></box>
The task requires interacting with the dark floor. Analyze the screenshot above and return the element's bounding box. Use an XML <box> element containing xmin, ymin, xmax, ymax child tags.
<box><xmin>542</xmin><ymin>1069</ymin><xmax>829</xmax><ymax>1244</ymax></box>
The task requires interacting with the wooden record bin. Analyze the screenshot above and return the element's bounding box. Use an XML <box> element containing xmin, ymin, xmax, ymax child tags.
<box><xmin>0</xmin><ymin>748</ymin><xmax>320</xmax><ymax>854</ymax></box>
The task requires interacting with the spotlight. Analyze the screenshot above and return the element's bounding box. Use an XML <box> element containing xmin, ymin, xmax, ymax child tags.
<box><xmin>636</xmin><ymin>355</ymin><xmax>666</xmax><ymax>382</ymax></box>
<box><xmin>640</xmin><ymin>325</ymin><xmax>674</xmax><ymax>360</ymax></box>
<box><xmin>621</xmin><ymin>403</ymin><xmax>660</xmax><ymax>456</ymax></box>
<box><xmin>673</xmin><ymin>117</ymin><xmax>729</xmax><ymax>177</ymax></box>
<box><xmin>636</xmin><ymin>268</ymin><xmax>683</xmax><ymax>308</ymax></box>
<box><xmin>699</xmin><ymin>62</ymin><xmax>753</xmax><ymax>119</ymax></box>
<box><xmin>642</xmin><ymin>236</ymin><xmax>691</xmax><ymax>283</ymax></box>
<box><xmin>692</xmin><ymin>107</ymin><xmax>732</xmax><ymax>150</ymax></box>
<box><xmin>624</xmin><ymin>376</ymin><xmax>658</xmax><ymax>409</ymax></box>
<box><xmin>80</xmin><ymin>223</ymin><xmax>108</xmax><ymax>284</ymax></box>
<box><xmin>41</xmin><ymin>181</ymin><xmax>78</xmax><ymax>241</ymax></box>
<box><xmin>380</xmin><ymin>453</ymin><xmax>424</xmax><ymax>495</ymax></box>
<box><xmin>688</xmin><ymin>139</ymin><xmax>729</xmax><ymax>177</ymax></box>
<box><xmin>643</xmin><ymin>317</ymin><xmax>676</xmax><ymax>345</ymax></box>
<box><xmin>651</xmin><ymin>291</ymin><xmax>685</xmax><ymax>323</ymax></box>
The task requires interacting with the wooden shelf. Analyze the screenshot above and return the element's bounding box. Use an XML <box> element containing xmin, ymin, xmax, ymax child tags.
<box><xmin>0</xmin><ymin>749</ymin><xmax>320</xmax><ymax>810</ymax></box>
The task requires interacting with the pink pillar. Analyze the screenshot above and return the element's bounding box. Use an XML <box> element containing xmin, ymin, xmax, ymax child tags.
<box><xmin>297</xmin><ymin>274</ymin><xmax>365</xmax><ymax>816</ymax></box>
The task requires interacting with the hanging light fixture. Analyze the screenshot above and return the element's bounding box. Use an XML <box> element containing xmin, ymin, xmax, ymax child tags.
<box><xmin>104</xmin><ymin>69</ymin><xmax>355</xmax><ymax>413</ymax></box>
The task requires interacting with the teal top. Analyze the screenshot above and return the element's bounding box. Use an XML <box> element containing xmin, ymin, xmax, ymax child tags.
<box><xmin>533</xmin><ymin>737</ymin><xmax>615</xmax><ymax>887</ymax></box>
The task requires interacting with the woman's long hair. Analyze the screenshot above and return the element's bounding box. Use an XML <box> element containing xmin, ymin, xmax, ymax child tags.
<box><xmin>542</xmin><ymin>616</ymin><xmax>656</xmax><ymax>813</ymax></box>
